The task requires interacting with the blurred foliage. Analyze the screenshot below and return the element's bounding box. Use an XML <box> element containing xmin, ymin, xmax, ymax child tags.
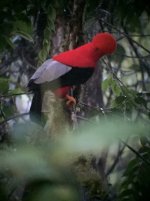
<box><xmin>0</xmin><ymin>0</ymin><xmax>150</xmax><ymax>201</ymax></box>
<box><xmin>37</xmin><ymin>5</ymin><xmax>56</xmax><ymax>64</ymax></box>
<box><xmin>118</xmin><ymin>141</ymin><xmax>150</xmax><ymax>201</ymax></box>
<box><xmin>0</xmin><ymin>77</ymin><xmax>9</xmax><ymax>94</ymax></box>
<box><xmin>0</xmin><ymin>117</ymin><xmax>149</xmax><ymax>201</ymax></box>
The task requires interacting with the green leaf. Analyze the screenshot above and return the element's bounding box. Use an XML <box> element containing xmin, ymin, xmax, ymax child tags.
<box><xmin>134</xmin><ymin>96</ymin><xmax>147</xmax><ymax>108</ymax></box>
<box><xmin>4</xmin><ymin>37</ymin><xmax>14</xmax><ymax>49</ymax></box>
<box><xmin>47</xmin><ymin>5</ymin><xmax>56</xmax><ymax>21</ymax></box>
<box><xmin>50</xmin><ymin>21</ymin><xmax>56</xmax><ymax>32</ymax></box>
<box><xmin>2</xmin><ymin>104</ymin><xmax>15</xmax><ymax>118</ymax></box>
<box><xmin>102</xmin><ymin>76</ymin><xmax>121</xmax><ymax>96</ymax></box>
<box><xmin>140</xmin><ymin>136</ymin><xmax>149</xmax><ymax>147</ymax></box>
<box><xmin>0</xmin><ymin>35</ymin><xmax>14</xmax><ymax>51</ymax></box>
<box><xmin>14</xmin><ymin>31</ymin><xmax>33</xmax><ymax>42</ymax></box>
<box><xmin>38</xmin><ymin>49</ymin><xmax>48</xmax><ymax>64</ymax></box>
<box><xmin>115</xmin><ymin>95</ymin><xmax>127</xmax><ymax>105</ymax></box>
<box><xmin>12</xmin><ymin>20</ymin><xmax>33</xmax><ymax>42</ymax></box>
<box><xmin>123</xmin><ymin>159</ymin><xmax>140</xmax><ymax>177</ymax></box>
<box><xmin>102</xmin><ymin>76</ymin><xmax>112</xmax><ymax>91</ymax></box>
<box><xmin>111</xmin><ymin>44</ymin><xmax>126</xmax><ymax>63</ymax></box>
<box><xmin>119</xmin><ymin>189</ymin><xmax>135</xmax><ymax>201</ymax></box>
<box><xmin>111</xmin><ymin>80</ymin><xmax>122</xmax><ymax>96</ymax></box>
<box><xmin>8</xmin><ymin>87</ymin><xmax>24</xmax><ymax>95</ymax></box>
<box><xmin>44</xmin><ymin>28</ymin><xmax>52</xmax><ymax>39</ymax></box>
<box><xmin>0</xmin><ymin>77</ymin><xmax>9</xmax><ymax>94</ymax></box>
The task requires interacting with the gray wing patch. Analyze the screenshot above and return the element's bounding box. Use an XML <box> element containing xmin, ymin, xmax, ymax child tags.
<box><xmin>30</xmin><ymin>59</ymin><xmax>72</xmax><ymax>84</ymax></box>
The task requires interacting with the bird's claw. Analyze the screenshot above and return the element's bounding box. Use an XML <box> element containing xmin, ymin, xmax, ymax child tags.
<box><xmin>65</xmin><ymin>94</ymin><xmax>76</xmax><ymax>107</ymax></box>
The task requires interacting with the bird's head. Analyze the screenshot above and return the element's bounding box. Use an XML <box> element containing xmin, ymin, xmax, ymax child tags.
<box><xmin>53</xmin><ymin>32</ymin><xmax>117</xmax><ymax>68</ymax></box>
<box><xmin>92</xmin><ymin>32</ymin><xmax>117</xmax><ymax>55</ymax></box>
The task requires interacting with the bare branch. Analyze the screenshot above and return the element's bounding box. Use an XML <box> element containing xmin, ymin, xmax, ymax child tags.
<box><xmin>0</xmin><ymin>112</ymin><xmax>29</xmax><ymax>126</ymax></box>
<box><xmin>115</xmin><ymin>53</ymin><xmax>150</xmax><ymax>59</ymax></box>
<box><xmin>120</xmin><ymin>140</ymin><xmax>150</xmax><ymax>166</ymax></box>
<box><xmin>106</xmin><ymin>142</ymin><xmax>126</xmax><ymax>176</ymax></box>
<box><xmin>0</xmin><ymin>92</ymin><xmax>32</xmax><ymax>99</ymax></box>
<box><xmin>99</xmin><ymin>19</ymin><xmax>150</xmax><ymax>54</ymax></box>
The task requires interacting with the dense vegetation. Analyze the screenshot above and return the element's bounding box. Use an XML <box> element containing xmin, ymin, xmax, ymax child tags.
<box><xmin>0</xmin><ymin>0</ymin><xmax>150</xmax><ymax>201</ymax></box>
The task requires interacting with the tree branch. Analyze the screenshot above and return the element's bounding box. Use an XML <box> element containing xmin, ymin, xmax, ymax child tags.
<box><xmin>0</xmin><ymin>112</ymin><xmax>29</xmax><ymax>126</ymax></box>
<box><xmin>120</xmin><ymin>140</ymin><xmax>150</xmax><ymax>166</ymax></box>
<box><xmin>99</xmin><ymin>18</ymin><xmax>150</xmax><ymax>54</ymax></box>
<box><xmin>106</xmin><ymin>142</ymin><xmax>126</xmax><ymax>176</ymax></box>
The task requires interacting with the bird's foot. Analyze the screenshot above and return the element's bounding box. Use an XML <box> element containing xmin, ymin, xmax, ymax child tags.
<box><xmin>65</xmin><ymin>94</ymin><xmax>76</xmax><ymax>107</ymax></box>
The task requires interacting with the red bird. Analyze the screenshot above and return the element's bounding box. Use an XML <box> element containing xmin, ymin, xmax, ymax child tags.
<box><xmin>28</xmin><ymin>32</ymin><xmax>117</xmax><ymax>122</ymax></box>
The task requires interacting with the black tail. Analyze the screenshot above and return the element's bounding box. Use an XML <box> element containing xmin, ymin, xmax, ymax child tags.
<box><xmin>30</xmin><ymin>90</ymin><xmax>42</xmax><ymax>122</ymax></box>
<box><xmin>30</xmin><ymin>89</ymin><xmax>42</xmax><ymax>123</ymax></box>
<box><xmin>28</xmin><ymin>80</ymin><xmax>43</xmax><ymax>124</ymax></box>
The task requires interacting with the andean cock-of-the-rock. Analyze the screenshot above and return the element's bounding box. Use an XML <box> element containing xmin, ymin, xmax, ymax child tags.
<box><xmin>28</xmin><ymin>32</ymin><xmax>117</xmax><ymax>122</ymax></box>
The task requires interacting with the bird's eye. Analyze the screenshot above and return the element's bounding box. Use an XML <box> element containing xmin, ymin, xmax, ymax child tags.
<box><xmin>95</xmin><ymin>47</ymin><xmax>100</xmax><ymax>52</ymax></box>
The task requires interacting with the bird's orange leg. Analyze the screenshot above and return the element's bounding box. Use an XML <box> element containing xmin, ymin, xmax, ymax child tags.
<box><xmin>65</xmin><ymin>94</ymin><xmax>76</xmax><ymax>107</ymax></box>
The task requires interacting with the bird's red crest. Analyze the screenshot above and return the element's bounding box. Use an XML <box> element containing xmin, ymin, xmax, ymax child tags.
<box><xmin>92</xmin><ymin>32</ymin><xmax>117</xmax><ymax>54</ymax></box>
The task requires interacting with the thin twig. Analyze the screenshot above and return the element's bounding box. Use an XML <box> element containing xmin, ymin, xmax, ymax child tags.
<box><xmin>99</xmin><ymin>19</ymin><xmax>150</xmax><ymax>54</ymax></box>
<box><xmin>126</xmin><ymin>34</ymin><xmax>150</xmax><ymax>37</ymax></box>
<box><xmin>120</xmin><ymin>139</ymin><xmax>150</xmax><ymax>166</ymax></box>
<box><xmin>0</xmin><ymin>112</ymin><xmax>29</xmax><ymax>126</ymax></box>
<box><xmin>106</xmin><ymin>142</ymin><xmax>126</xmax><ymax>176</ymax></box>
<box><xmin>75</xmin><ymin>115</ymin><xmax>95</xmax><ymax>124</ymax></box>
<box><xmin>102</xmin><ymin>57</ymin><xmax>127</xmax><ymax>89</ymax></box>
<box><xmin>78</xmin><ymin>101</ymin><xmax>105</xmax><ymax>113</ymax></box>
<box><xmin>124</xmin><ymin>28</ymin><xmax>149</xmax><ymax>90</ymax></box>
<box><xmin>115</xmin><ymin>53</ymin><xmax>150</xmax><ymax>59</ymax></box>
<box><xmin>0</xmin><ymin>92</ymin><xmax>32</xmax><ymax>99</ymax></box>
